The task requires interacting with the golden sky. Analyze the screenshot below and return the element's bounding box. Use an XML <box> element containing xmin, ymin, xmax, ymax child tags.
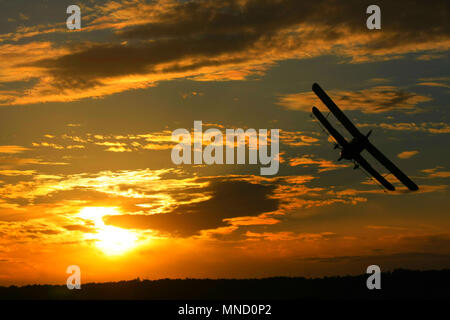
<box><xmin>0</xmin><ymin>0</ymin><xmax>449</xmax><ymax>285</ymax></box>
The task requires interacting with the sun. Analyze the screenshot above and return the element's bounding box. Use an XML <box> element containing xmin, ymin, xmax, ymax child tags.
<box><xmin>78</xmin><ymin>207</ymin><xmax>138</xmax><ymax>256</ymax></box>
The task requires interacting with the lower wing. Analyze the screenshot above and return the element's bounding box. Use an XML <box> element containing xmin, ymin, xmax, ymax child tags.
<box><xmin>354</xmin><ymin>154</ymin><xmax>395</xmax><ymax>191</ymax></box>
<box><xmin>365</xmin><ymin>142</ymin><xmax>419</xmax><ymax>191</ymax></box>
<box><xmin>312</xmin><ymin>106</ymin><xmax>348</xmax><ymax>147</ymax></box>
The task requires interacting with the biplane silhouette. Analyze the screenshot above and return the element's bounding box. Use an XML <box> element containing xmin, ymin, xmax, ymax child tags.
<box><xmin>311</xmin><ymin>83</ymin><xmax>418</xmax><ymax>191</ymax></box>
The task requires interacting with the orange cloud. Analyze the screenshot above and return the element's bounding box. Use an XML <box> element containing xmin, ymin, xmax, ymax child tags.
<box><xmin>278</xmin><ymin>86</ymin><xmax>432</xmax><ymax>113</ymax></box>
<box><xmin>245</xmin><ymin>231</ymin><xmax>336</xmax><ymax>241</ymax></box>
<box><xmin>0</xmin><ymin>157</ymin><xmax>68</xmax><ymax>169</ymax></box>
<box><xmin>421</xmin><ymin>167</ymin><xmax>450</xmax><ymax>179</ymax></box>
<box><xmin>417</xmin><ymin>82</ymin><xmax>450</xmax><ymax>89</ymax></box>
<box><xmin>225</xmin><ymin>215</ymin><xmax>280</xmax><ymax>227</ymax></box>
<box><xmin>0</xmin><ymin>170</ymin><xmax>35</xmax><ymax>176</ymax></box>
<box><xmin>397</xmin><ymin>150</ymin><xmax>419</xmax><ymax>159</ymax></box>
<box><xmin>281</xmin><ymin>131</ymin><xmax>319</xmax><ymax>147</ymax></box>
<box><xmin>0</xmin><ymin>0</ymin><xmax>448</xmax><ymax>105</ymax></box>
<box><xmin>358</xmin><ymin>122</ymin><xmax>450</xmax><ymax>134</ymax></box>
<box><xmin>289</xmin><ymin>156</ymin><xmax>348</xmax><ymax>172</ymax></box>
<box><xmin>0</xmin><ymin>145</ymin><xmax>29</xmax><ymax>154</ymax></box>
<box><xmin>32</xmin><ymin>142</ymin><xmax>64</xmax><ymax>150</ymax></box>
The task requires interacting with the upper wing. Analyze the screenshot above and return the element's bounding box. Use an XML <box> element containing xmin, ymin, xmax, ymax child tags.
<box><xmin>365</xmin><ymin>142</ymin><xmax>419</xmax><ymax>191</ymax></box>
<box><xmin>312</xmin><ymin>106</ymin><xmax>348</xmax><ymax>146</ymax></box>
<box><xmin>354</xmin><ymin>154</ymin><xmax>395</xmax><ymax>191</ymax></box>
<box><xmin>312</xmin><ymin>83</ymin><xmax>363</xmax><ymax>138</ymax></box>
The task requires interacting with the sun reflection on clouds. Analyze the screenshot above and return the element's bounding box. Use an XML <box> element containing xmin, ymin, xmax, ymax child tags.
<box><xmin>78</xmin><ymin>207</ymin><xmax>138</xmax><ymax>256</ymax></box>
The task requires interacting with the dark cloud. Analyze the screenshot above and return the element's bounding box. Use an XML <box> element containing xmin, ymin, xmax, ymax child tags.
<box><xmin>299</xmin><ymin>252</ymin><xmax>450</xmax><ymax>269</ymax></box>
<box><xmin>117</xmin><ymin>0</ymin><xmax>323</xmax><ymax>39</ymax></box>
<box><xmin>400</xmin><ymin>234</ymin><xmax>450</xmax><ymax>252</ymax></box>
<box><xmin>278</xmin><ymin>86</ymin><xmax>432</xmax><ymax>113</ymax></box>
<box><xmin>27</xmin><ymin>0</ymin><xmax>450</xmax><ymax>84</ymax></box>
<box><xmin>300</xmin><ymin>234</ymin><xmax>450</xmax><ymax>268</ymax></box>
<box><xmin>118</xmin><ymin>0</ymin><xmax>448</xmax><ymax>40</ymax></box>
<box><xmin>31</xmin><ymin>33</ymin><xmax>259</xmax><ymax>81</ymax></box>
<box><xmin>21</xmin><ymin>228</ymin><xmax>60</xmax><ymax>235</ymax></box>
<box><xmin>105</xmin><ymin>179</ymin><xmax>279</xmax><ymax>237</ymax></box>
<box><xmin>63</xmin><ymin>224</ymin><xmax>96</xmax><ymax>233</ymax></box>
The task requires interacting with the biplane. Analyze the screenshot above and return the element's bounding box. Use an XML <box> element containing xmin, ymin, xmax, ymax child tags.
<box><xmin>311</xmin><ymin>83</ymin><xmax>418</xmax><ymax>191</ymax></box>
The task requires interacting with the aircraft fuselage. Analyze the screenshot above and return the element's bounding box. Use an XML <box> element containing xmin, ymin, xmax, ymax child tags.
<box><xmin>339</xmin><ymin>134</ymin><xmax>369</xmax><ymax>161</ymax></box>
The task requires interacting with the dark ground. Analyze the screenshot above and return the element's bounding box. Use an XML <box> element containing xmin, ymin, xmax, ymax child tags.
<box><xmin>0</xmin><ymin>269</ymin><xmax>449</xmax><ymax>300</ymax></box>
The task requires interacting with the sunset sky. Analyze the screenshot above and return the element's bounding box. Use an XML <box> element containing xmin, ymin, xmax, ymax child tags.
<box><xmin>0</xmin><ymin>0</ymin><xmax>449</xmax><ymax>286</ymax></box>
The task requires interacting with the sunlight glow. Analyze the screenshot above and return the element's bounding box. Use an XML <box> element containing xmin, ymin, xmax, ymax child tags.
<box><xmin>78</xmin><ymin>207</ymin><xmax>138</xmax><ymax>256</ymax></box>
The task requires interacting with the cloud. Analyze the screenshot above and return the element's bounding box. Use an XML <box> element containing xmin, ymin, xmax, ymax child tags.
<box><xmin>0</xmin><ymin>168</ymin><xmax>198</xmax><ymax>204</ymax></box>
<box><xmin>416</xmin><ymin>76</ymin><xmax>450</xmax><ymax>88</ymax></box>
<box><xmin>278</xmin><ymin>86</ymin><xmax>432</xmax><ymax>113</ymax></box>
<box><xmin>365</xmin><ymin>225</ymin><xmax>408</xmax><ymax>231</ymax></box>
<box><xmin>0</xmin><ymin>41</ymin><xmax>68</xmax><ymax>83</ymax></box>
<box><xmin>224</xmin><ymin>216</ymin><xmax>280</xmax><ymax>227</ymax></box>
<box><xmin>337</xmin><ymin>184</ymin><xmax>447</xmax><ymax>195</ymax></box>
<box><xmin>105</xmin><ymin>179</ymin><xmax>279</xmax><ymax>237</ymax></box>
<box><xmin>417</xmin><ymin>82</ymin><xmax>450</xmax><ymax>89</ymax></box>
<box><xmin>397</xmin><ymin>150</ymin><xmax>419</xmax><ymax>159</ymax></box>
<box><xmin>245</xmin><ymin>231</ymin><xmax>336</xmax><ymax>241</ymax></box>
<box><xmin>63</xmin><ymin>224</ymin><xmax>96</xmax><ymax>233</ymax></box>
<box><xmin>368</xmin><ymin>78</ymin><xmax>391</xmax><ymax>84</ymax></box>
<box><xmin>288</xmin><ymin>155</ymin><xmax>348</xmax><ymax>172</ymax></box>
<box><xmin>0</xmin><ymin>168</ymin><xmax>367</xmax><ymax>245</ymax></box>
<box><xmin>105</xmin><ymin>146</ymin><xmax>133</xmax><ymax>152</ymax></box>
<box><xmin>421</xmin><ymin>167</ymin><xmax>450</xmax><ymax>179</ymax></box>
<box><xmin>0</xmin><ymin>170</ymin><xmax>35</xmax><ymax>176</ymax></box>
<box><xmin>30</xmin><ymin>126</ymin><xmax>307</xmax><ymax>154</ymax></box>
<box><xmin>358</xmin><ymin>122</ymin><xmax>450</xmax><ymax>134</ymax></box>
<box><xmin>299</xmin><ymin>252</ymin><xmax>450</xmax><ymax>267</ymax></box>
<box><xmin>416</xmin><ymin>53</ymin><xmax>447</xmax><ymax>61</ymax></box>
<box><xmin>31</xmin><ymin>142</ymin><xmax>64</xmax><ymax>150</ymax></box>
<box><xmin>281</xmin><ymin>131</ymin><xmax>319</xmax><ymax>147</ymax></box>
<box><xmin>0</xmin><ymin>156</ymin><xmax>68</xmax><ymax>169</ymax></box>
<box><xmin>1</xmin><ymin>0</ymin><xmax>449</xmax><ymax>105</ymax></box>
<box><xmin>0</xmin><ymin>146</ymin><xmax>30</xmax><ymax>154</ymax></box>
